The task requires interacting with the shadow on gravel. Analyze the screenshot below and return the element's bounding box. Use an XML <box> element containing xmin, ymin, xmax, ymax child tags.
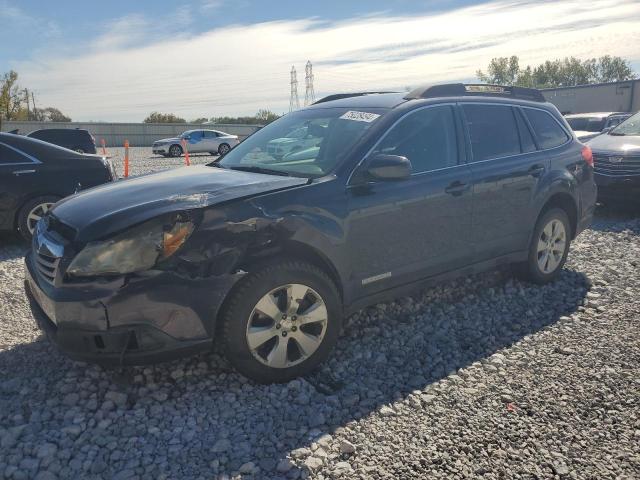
<box><xmin>0</xmin><ymin>267</ymin><xmax>590</xmax><ymax>479</ymax></box>
<box><xmin>590</xmin><ymin>204</ymin><xmax>640</xmax><ymax>233</ymax></box>
<box><xmin>0</xmin><ymin>233</ymin><xmax>28</xmax><ymax>261</ymax></box>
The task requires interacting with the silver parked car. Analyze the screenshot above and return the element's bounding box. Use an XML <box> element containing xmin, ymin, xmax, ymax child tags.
<box><xmin>565</xmin><ymin>112</ymin><xmax>632</xmax><ymax>142</ymax></box>
<box><xmin>152</xmin><ymin>129</ymin><xmax>239</xmax><ymax>157</ymax></box>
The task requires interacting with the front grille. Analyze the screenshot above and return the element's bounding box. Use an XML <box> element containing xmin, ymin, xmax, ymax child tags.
<box><xmin>593</xmin><ymin>154</ymin><xmax>640</xmax><ymax>177</ymax></box>
<box><xmin>35</xmin><ymin>251</ymin><xmax>60</xmax><ymax>286</ymax></box>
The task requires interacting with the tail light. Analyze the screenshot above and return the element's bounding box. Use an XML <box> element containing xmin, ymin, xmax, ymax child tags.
<box><xmin>581</xmin><ymin>145</ymin><xmax>593</xmax><ymax>167</ymax></box>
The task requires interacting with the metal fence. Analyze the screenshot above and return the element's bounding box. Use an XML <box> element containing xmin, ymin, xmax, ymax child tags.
<box><xmin>0</xmin><ymin>121</ymin><xmax>263</xmax><ymax>147</ymax></box>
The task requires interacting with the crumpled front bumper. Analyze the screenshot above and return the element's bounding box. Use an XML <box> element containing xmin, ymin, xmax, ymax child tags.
<box><xmin>24</xmin><ymin>252</ymin><xmax>243</xmax><ymax>366</ymax></box>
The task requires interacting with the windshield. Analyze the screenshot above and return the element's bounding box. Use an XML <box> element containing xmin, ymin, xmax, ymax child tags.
<box><xmin>610</xmin><ymin>111</ymin><xmax>640</xmax><ymax>136</ymax></box>
<box><xmin>566</xmin><ymin>117</ymin><xmax>606</xmax><ymax>132</ymax></box>
<box><xmin>217</xmin><ymin>107</ymin><xmax>387</xmax><ymax>177</ymax></box>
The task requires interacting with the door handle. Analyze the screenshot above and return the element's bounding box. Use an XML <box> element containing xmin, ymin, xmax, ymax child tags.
<box><xmin>13</xmin><ymin>169</ymin><xmax>36</xmax><ymax>176</ymax></box>
<box><xmin>444</xmin><ymin>181</ymin><xmax>469</xmax><ymax>196</ymax></box>
<box><xmin>528</xmin><ymin>164</ymin><xmax>545</xmax><ymax>177</ymax></box>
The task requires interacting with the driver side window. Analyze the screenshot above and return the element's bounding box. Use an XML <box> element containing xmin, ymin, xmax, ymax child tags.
<box><xmin>374</xmin><ymin>105</ymin><xmax>458</xmax><ymax>174</ymax></box>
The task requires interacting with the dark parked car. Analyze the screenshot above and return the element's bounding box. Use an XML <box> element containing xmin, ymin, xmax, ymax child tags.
<box><xmin>0</xmin><ymin>133</ymin><xmax>115</xmax><ymax>240</ymax></box>
<box><xmin>27</xmin><ymin>128</ymin><xmax>97</xmax><ymax>154</ymax></box>
<box><xmin>587</xmin><ymin>111</ymin><xmax>640</xmax><ymax>205</ymax></box>
<box><xmin>24</xmin><ymin>84</ymin><xmax>596</xmax><ymax>383</ymax></box>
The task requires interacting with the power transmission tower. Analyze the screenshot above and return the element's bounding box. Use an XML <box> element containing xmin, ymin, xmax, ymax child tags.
<box><xmin>289</xmin><ymin>66</ymin><xmax>300</xmax><ymax>112</ymax></box>
<box><xmin>304</xmin><ymin>61</ymin><xmax>315</xmax><ymax>106</ymax></box>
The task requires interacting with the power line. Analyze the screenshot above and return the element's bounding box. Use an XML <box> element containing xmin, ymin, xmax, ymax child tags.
<box><xmin>304</xmin><ymin>60</ymin><xmax>315</xmax><ymax>106</ymax></box>
<box><xmin>289</xmin><ymin>66</ymin><xmax>300</xmax><ymax>112</ymax></box>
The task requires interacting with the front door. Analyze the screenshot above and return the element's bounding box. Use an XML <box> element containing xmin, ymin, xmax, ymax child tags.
<box><xmin>346</xmin><ymin>104</ymin><xmax>473</xmax><ymax>297</ymax></box>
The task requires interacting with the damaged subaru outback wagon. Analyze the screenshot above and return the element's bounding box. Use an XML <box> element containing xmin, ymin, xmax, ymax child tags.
<box><xmin>25</xmin><ymin>84</ymin><xmax>597</xmax><ymax>383</ymax></box>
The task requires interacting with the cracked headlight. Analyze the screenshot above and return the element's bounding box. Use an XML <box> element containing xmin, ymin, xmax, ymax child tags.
<box><xmin>67</xmin><ymin>217</ymin><xmax>194</xmax><ymax>277</ymax></box>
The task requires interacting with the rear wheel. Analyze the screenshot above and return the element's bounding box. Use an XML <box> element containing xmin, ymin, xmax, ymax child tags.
<box><xmin>169</xmin><ymin>144</ymin><xmax>183</xmax><ymax>157</ymax></box>
<box><xmin>221</xmin><ymin>260</ymin><xmax>341</xmax><ymax>383</ymax></box>
<box><xmin>517</xmin><ymin>208</ymin><xmax>571</xmax><ymax>284</ymax></box>
<box><xmin>218</xmin><ymin>143</ymin><xmax>231</xmax><ymax>155</ymax></box>
<box><xmin>17</xmin><ymin>195</ymin><xmax>59</xmax><ymax>242</ymax></box>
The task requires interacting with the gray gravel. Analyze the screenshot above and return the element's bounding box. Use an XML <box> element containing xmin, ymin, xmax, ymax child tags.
<box><xmin>103</xmin><ymin>146</ymin><xmax>217</xmax><ymax>178</ymax></box>
<box><xmin>1</xmin><ymin>155</ymin><xmax>639</xmax><ymax>479</ymax></box>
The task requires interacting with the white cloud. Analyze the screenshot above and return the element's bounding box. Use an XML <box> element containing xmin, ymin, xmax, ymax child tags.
<box><xmin>13</xmin><ymin>0</ymin><xmax>640</xmax><ymax>121</ymax></box>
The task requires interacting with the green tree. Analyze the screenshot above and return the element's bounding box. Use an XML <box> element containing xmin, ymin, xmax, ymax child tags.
<box><xmin>189</xmin><ymin>117</ymin><xmax>209</xmax><ymax>124</ymax></box>
<box><xmin>477</xmin><ymin>56</ymin><xmax>637</xmax><ymax>88</ymax></box>
<box><xmin>34</xmin><ymin>107</ymin><xmax>71</xmax><ymax>122</ymax></box>
<box><xmin>0</xmin><ymin>70</ymin><xmax>23</xmax><ymax>120</ymax></box>
<box><xmin>210</xmin><ymin>109</ymin><xmax>281</xmax><ymax>125</ymax></box>
<box><xmin>143</xmin><ymin>112</ymin><xmax>186</xmax><ymax>123</ymax></box>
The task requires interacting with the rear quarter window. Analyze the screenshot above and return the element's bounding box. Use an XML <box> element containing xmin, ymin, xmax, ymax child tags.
<box><xmin>524</xmin><ymin>109</ymin><xmax>570</xmax><ymax>150</ymax></box>
<box><xmin>0</xmin><ymin>143</ymin><xmax>33</xmax><ymax>164</ymax></box>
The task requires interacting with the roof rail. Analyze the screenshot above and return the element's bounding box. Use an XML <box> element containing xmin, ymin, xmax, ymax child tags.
<box><xmin>405</xmin><ymin>83</ymin><xmax>546</xmax><ymax>102</ymax></box>
<box><xmin>313</xmin><ymin>91</ymin><xmax>398</xmax><ymax>105</ymax></box>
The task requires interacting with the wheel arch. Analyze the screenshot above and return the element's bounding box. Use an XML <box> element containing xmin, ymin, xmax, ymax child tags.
<box><xmin>537</xmin><ymin>192</ymin><xmax>578</xmax><ymax>239</ymax></box>
<box><xmin>238</xmin><ymin>239</ymin><xmax>344</xmax><ymax>302</ymax></box>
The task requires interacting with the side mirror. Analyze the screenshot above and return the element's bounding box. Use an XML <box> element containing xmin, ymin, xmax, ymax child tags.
<box><xmin>364</xmin><ymin>153</ymin><xmax>411</xmax><ymax>181</ymax></box>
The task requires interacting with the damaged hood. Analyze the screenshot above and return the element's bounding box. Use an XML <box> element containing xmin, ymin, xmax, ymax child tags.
<box><xmin>52</xmin><ymin>165</ymin><xmax>308</xmax><ymax>241</ymax></box>
<box><xmin>587</xmin><ymin>133</ymin><xmax>640</xmax><ymax>154</ymax></box>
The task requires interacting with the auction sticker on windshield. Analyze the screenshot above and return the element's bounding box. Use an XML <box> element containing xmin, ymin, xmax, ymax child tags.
<box><xmin>340</xmin><ymin>111</ymin><xmax>381</xmax><ymax>123</ymax></box>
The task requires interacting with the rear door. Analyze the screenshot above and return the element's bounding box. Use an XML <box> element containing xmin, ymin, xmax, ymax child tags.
<box><xmin>203</xmin><ymin>130</ymin><xmax>220</xmax><ymax>152</ymax></box>
<box><xmin>0</xmin><ymin>142</ymin><xmax>44</xmax><ymax>230</ymax></box>
<box><xmin>461</xmin><ymin>103</ymin><xmax>544</xmax><ymax>260</ymax></box>
<box><xmin>347</xmin><ymin>104</ymin><xmax>474</xmax><ymax>296</ymax></box>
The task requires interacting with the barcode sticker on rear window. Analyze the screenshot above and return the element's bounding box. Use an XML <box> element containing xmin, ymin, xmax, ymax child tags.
<box><xmin>340</xmin><ymin>111</ymin><xmax>381</xmax><ymax>123</ymax></box>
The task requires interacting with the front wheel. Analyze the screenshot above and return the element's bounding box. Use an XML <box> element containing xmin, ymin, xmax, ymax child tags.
<box><xmin>517</xmin><ymin>208</ymin><xmax>571</xmax><ymax>284</ymax></box>
<box><xmin>169</xmin><ymin>144</ymin><xmax>183</xmax><ymax>157</ymax></box>
<box><xmin>221</xmin><ymin>261</ymin><xmax>342</xmax><ymax>383</ymax></box>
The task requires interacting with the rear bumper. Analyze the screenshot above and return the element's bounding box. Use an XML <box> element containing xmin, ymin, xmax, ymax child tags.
<box><xmin>24</xmin><ymin>252</ymin><xmax>243</xmax><ymax>366</ymax></box>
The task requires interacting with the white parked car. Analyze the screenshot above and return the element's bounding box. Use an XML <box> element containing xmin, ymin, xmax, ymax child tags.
<box><xmin>266</xmin><ymin>126</ymin><xmax>323</xmax><ymax>159</ymax></box>
<box><xmin>152</xmin><ymin>129</ymin><xmax>239</xmax><ymax>157</ymax></box>
<box><xmin>565</xmin><ymin>112</ymin><xmax>631</xmax><ymax>142</ymax></box>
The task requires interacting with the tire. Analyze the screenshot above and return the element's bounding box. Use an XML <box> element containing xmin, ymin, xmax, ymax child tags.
<box><xmin>169</xmin><ymin>144</ymin><xmax>183</xmax><ymax>157</ymax></box>
<box><xmin>516</xmin><ymin>207</ymin><xmax>571</xmax><ymax>284</ymax></box>
<box><xmin>218</xmin><ymin>143</ymin><xmax>231</xmax><ymax>155</ymax></box>
<box><xmin>221</xmin><ymin>260</ymin><xmax>342</xmax><ymax>383</ymax></box>
<box><xmin>17</xmin><ymin>195</ymin><xmax>59</xmax><ymax>242</ymax></box>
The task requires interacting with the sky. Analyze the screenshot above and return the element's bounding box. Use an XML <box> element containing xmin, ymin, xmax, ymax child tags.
<box><xmin>1</xmin><ymin>0</ymin><xmax>640</xmax><ymax>122</ymax></box>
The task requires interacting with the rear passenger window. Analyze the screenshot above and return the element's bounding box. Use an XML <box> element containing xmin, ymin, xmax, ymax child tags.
<box><xmin>0</xmin><ymin>144</ymin><xmax>30</xmax><ymax>164</ymax></box>
<box><xmin>524</xmin><ymin>109</ymin><xmax>569</xmax><ymax>149</ymax></box>
<box><xmin>515</xmin><ymin>109</ymin><xmax>537</xmax><ymax>153</ymax></box>
<box><xmin>462</xmin><ymin>104</ymin><xmax>521</xmax><ymax>161</ymax></box>
<box><xmin>374</xmin><ymin>105</ymin><xmax>458</xmax><ymax>174</ymax></box>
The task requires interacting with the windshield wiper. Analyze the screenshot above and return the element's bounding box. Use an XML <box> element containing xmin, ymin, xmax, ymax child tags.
<box><xmin>228</xmin><ymin>165</ymin><xmax>291</xmax><ymax>176</ymax></box>
<box><xmin>609</xmin><ymin>131</ymin><xmax>626</xmax><ymax>136</ymax></box>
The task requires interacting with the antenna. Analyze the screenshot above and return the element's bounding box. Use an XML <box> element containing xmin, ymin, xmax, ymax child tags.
<box><xmin>289</xmin><ymin>66</ymin><xmax>300</xmax><ymax>112</ymax></box>
<box><xmin>304</xmin><ymin>61</ymin><xmax>315</xmax><ymax>106</ymax></box>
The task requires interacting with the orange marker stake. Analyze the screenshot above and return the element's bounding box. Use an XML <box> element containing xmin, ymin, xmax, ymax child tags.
<box><xmin>100</xmin><ymin>139</ymin><xmax>107</xmax><ymax>155</ymax></box>
<box><xmin>124</xmin><ymin>140</ymin><xmax>130</xmax><ymax>178</ymax></box>
<box><xmin>181</xmin><ymin>139</ymin><xmax>190</xmax><ymax>166</ymax></box>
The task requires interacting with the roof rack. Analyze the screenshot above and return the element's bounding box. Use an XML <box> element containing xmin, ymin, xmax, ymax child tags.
<box><xmin>313</xmin><ymin>91</ymin><xmax>399</xmax><ymax>105</ymax></box>
<box><xmin>404</xmin><ymin>83</ymin><xmax>546</xmax><ymax>102</ymax></box>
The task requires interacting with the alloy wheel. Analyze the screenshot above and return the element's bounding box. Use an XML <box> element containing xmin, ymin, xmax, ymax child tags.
<box><xmin>27</xmin><ymin>202</ymin><xmax>54</xmax><ymax>234</ymax></box>
<box><xmin>246</xmin><ymin>283</ymin><xmax>328</xmax><ymax>369</ymax></box>
<box><xmin>536</xmin><ymin>218</ymin><xmax>567</xmax><ymax>274</ymax></box>
<box><xmin>219</xmin><ymin>144</ymin><xmax>230</xmax><ymax>155</ymax></box>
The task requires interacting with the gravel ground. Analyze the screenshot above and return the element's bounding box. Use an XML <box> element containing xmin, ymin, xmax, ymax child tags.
<box><xmin>104</xmin><ymin>146</ymin><xmax>218</xmax><ymax>178</ymax></box>
<box><xmin>0</xmin><ymin>155</ymin><xmax>639</xmax><ymax>479</ymax></box>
